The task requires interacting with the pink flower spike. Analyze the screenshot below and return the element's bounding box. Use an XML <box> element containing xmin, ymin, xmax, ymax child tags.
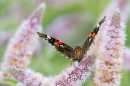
<box><xmin>4</xmin><ymin>54</ymin><xmax>96</xmax><ymax>86</ymax></box>
<box><xmin>1</xmin><ymin>3</ymin><xmax>46</xmax><ymax>68</ymax></box>
<box><xmin>54</xmin><ymin>54</ymin><xmax>96</xmax><ymax>86</ymax></box>
<box><xmin>4</xmin><ymin>66</ymin><xmax>53</xmax><ymax>86</ymax></box>
<box><xmin>94</xmin><ymin>9</ymin><xmax>126</xmax><ymax>86</ymax></box>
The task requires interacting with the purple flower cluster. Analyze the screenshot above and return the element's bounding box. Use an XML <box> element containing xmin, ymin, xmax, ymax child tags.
<box><xmin>94</xmin><ymin>9</ymin><xmax>126</xmax><ymax>86</ymax></box>
<box><xmin>1</xmin><ymin>3</ymin><xmax>46</xmax><ymax>69</ymax></box>
<box><xmin>54</xmin><ymin>54</ymin><xmax>96</xmax><ymax>86</ymax></box>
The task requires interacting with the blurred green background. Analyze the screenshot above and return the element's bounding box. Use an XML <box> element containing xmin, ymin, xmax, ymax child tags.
<box><xmin>0</xmin><ymin>0</ymin><xmax>130</xmax><ymax>86</ymax></box>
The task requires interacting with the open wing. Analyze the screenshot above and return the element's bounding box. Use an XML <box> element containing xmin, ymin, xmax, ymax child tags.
<box><xmin>82</xmin><ymin>16</ymin><xmax>106</xmax><ymax>54</ymax></box>
<box><xmin>37</xmin><ymin>32</ymin><xmax>73</xmax><ymax>59</ymax></box>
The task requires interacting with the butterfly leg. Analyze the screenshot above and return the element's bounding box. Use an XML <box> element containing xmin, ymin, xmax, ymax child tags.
<box><xmin>71</xmin><ymin>60</ymin><xmax>74</xmax><ymax>65</ymax></box>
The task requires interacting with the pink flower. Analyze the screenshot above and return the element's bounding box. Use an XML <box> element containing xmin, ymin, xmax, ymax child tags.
<box><xmin>54</xmin><ymin>54</ymin><xmax>96</xmax><ymax>86</ymax></box>
<box><xmin>94</xmin><ymin>9</ymin><xmax>126</xmax><ymax>86</ymax></box>
<box><xmin>0</xmin><ymin>3</ymin><xmax>46</xmax><ymax>84</ymax></box>
<box><xmin>6</xmin><ymin>66</ymin><xmax>50</xmax><ymax>86</ymax></box>
<box><xmin>1</xmin><ymin>3</ymin><xmax>46</xmax><ymax>68</ymax></box>
<box><xmin>5</xmin><ymin>54</ymin><xmax>96</xmax><ymax>86</ymax></box>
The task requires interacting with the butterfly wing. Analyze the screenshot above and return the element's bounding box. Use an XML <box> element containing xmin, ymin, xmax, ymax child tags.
<box><xmin>37</xmin><ymin>16</ymin><xmax>106</xmax><ymax>62</ymax></box>
<box><xmin>82</xmin><ymin>16</ymin><xmax>106</xmax><ymax>54</ymax></box>
<box><xmin>37</xmin><ymin>32</ymin><xmax>74</xmax><ymax>60</ymax></box>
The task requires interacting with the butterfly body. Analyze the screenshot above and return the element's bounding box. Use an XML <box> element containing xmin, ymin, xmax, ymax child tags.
<box><xmin>72</xmin><ymin>46</ymin><xmax>84</xmax><ymax>62</ymax></box>
<box><xmin>37</xmin><ymin>16</ymin><xmax>106</xmax><ymax>62</ymax></box>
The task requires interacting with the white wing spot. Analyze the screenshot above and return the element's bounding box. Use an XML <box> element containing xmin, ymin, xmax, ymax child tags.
<box><xmin>47</xmin><ymin>35</ymin><xmax>51</xmax><ymax>39</ymax></box>
<box><xmin>60</xmin><ymin>45</ymin><xmax>64</xmax><ymax>48</ymax></box>
<box><xmin>97</xmin><ymin>24</ymin><xmax>100</xmax><ymax>28</ymax></box>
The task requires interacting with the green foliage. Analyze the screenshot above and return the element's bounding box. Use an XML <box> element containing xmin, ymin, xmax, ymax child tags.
<box><xmin>0</xmin><ymin>79</ymin><xmax>17</xmax><ymax>86</ymax></box>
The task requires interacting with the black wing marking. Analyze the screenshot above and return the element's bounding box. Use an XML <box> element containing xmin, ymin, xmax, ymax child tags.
<box><xmin>37</xmin><ymin>32</ymin><xmax>74</xmax><ymax>59</ymax></box>
<box><xmin>82</xmin><ymin>16</ymin><xmax>106</xmax><ymax>54</ymax></box>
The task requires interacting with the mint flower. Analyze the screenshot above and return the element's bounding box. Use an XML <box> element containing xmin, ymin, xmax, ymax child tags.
<box><xmin>1</xmin><ymin>3</ymin><xmax>46</xmax><ymax>68</ymax></box>
<box><xmin>54</xmin><ymin>54</ymin><xmax>96</xmax><ymax>86</ymax></box>
<box><xmin>94</xmin><ymin>9</ymin><xmax>126</xmax><ymax>86</ymax></box>
<box><xmin>5</xmin><ymin>66</ymin><xmax>50</xmax><ymax>86</ymax></box>
<box><xmin>5</xmin><ymin>54</ymin><xmax>96</xmax><ymax>86</ymax></box>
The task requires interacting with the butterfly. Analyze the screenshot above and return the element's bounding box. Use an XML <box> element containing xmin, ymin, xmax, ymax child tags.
<box><xmin>37</xmin><ymin>16</ymin><xmax>106</xmax><ymax>62</ymax></box>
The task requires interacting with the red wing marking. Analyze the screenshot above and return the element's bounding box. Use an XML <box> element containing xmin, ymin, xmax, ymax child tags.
<box><xmin>88</xmin><ymin>32</ymin><xmax>95</xmax><ymax>39</ymax></box>
<box><xmin>57</xmin><ymin>41</ymin><xmax>63</xmax><ymax>45</ymax></box>
<box><xmin>54</xmin><ymin>41</ymin><xmax>63</xmax><ymax>46</ymax></box>
<box><xmin>54</xmin><ymin>42</ymin><xmax>59</xmax><ymax>45</ymax></box>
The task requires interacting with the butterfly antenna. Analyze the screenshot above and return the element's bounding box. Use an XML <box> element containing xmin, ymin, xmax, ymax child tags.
<box><xmin>99</xmin><ymin>16</ymin><xmax>106</xmax><ymax>26</ymax></box>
